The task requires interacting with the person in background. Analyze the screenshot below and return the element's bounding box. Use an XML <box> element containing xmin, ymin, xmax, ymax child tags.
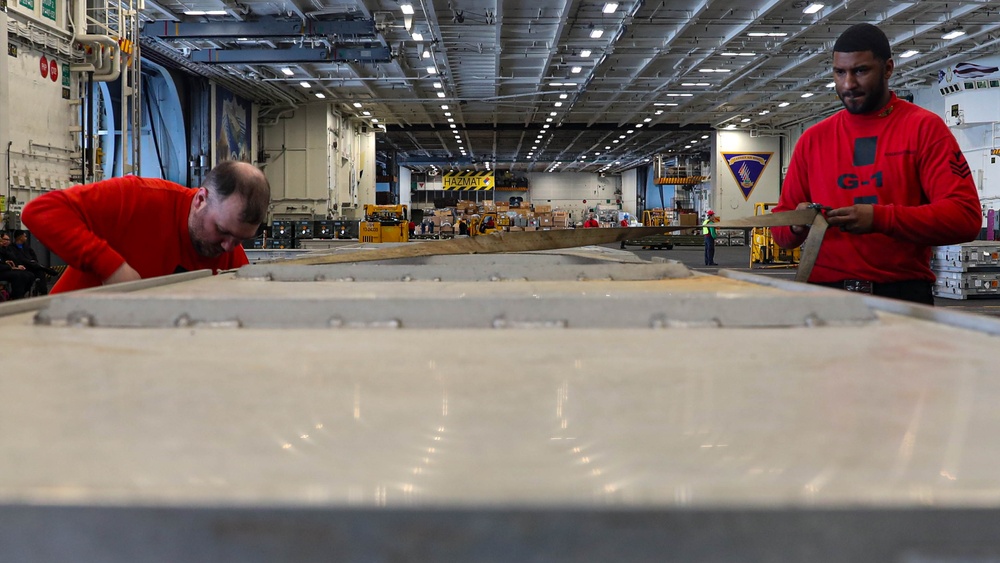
<box><xmin>3</xmin><ymin>230</ymin><xmax>57</xmax><ymax>295</ymax></box>
<box><xmin>408</xmin><ymin>220</ymin><xmax>416</xmax><ymax>238</ymax></box>
<box><xmin>702</xmin><ymin>210</ymin><xmax>719</xmax><ymax>266</ymax></box>
<box><xmin>0</xmin><ymin>233</ymin><xmax>36</xmax><ymax>299</ymax></box>
<box><xmin>583</xmin><ymin>214</ymin><xmax>600</xmax><ymax>228</ymax></box>
<box><xmin>771</xmin><ymin>23</ymin><xmax>980</xmax><ymax>304</ymax></box>
<box><xmin>457</xmin><ymin>217</ymin><xmax>469</xmax><ymax>236</ymax></box>
<box><xmin>22</xmin><ymin>160</ymin><xmax>271</xmax><ymax>294</ymax></box>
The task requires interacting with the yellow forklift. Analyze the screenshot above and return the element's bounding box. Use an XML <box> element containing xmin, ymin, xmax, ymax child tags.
<box><xmin>749</xmin><ymin>202</ymin><xmax>800</xmax><ymax>268</ymax></box>
<box><xmin>470</xmin><ymin>211</ymin><xmax>500</xmax><ymax>236</ymax></box>
<box><xmin>359</xmin><ymin>204</ymin><xmax>410</xmax><ymax>243</ymax></box>
<box><xmin>621</xmin><ymin>208</ymin><xmax>674</xmax><ymax>250</ymax></box>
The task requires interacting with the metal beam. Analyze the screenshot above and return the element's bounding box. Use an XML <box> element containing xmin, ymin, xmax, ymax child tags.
<box><xmin>141</xmin><ymin>18</ymin><xmax>375</xmax><ymax>39</ymax></box>
<box><xmin>190</xmin><ymin>46</ymin><xmax>392</xmax><ymax>64</ymax></box>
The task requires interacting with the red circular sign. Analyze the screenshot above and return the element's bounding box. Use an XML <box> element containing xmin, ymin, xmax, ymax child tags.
<box><xmin>39</xmin><ymin>55</ymin><xmax>48</xmax><ymax>78</ymax></box>
<box><xmin>49</xmin><ymin>59</ymin><xmax>59</xmax><ymax>82</ymax></box>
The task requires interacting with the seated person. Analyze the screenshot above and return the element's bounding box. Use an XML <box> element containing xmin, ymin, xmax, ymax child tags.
<box><xmin>2</xmin><ymin>230</ymin><xmax>57</xmax><ymax>295</ymax></box>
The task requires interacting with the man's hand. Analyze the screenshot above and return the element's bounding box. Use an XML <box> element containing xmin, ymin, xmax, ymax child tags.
<box><xmin>103</xmin><ymin>262</ymin><xmax>142</xmax><ymax>286</ymax></box>
<box><xmin>825</xmin><ymin>204</ymin><xmax>875</xmax><ymax>234</ymax></box>
<box><xmin>790</xmin><ymin>202</ymin><xmax>814</xmax><ymax>235</ymax></box>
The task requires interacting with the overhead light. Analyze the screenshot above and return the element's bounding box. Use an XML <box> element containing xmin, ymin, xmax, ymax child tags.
<box><xmin>412</xmin><ymin>32</ymin><xmax>423</xmax><ymax>41</ymax></box>
<box><xmin>441</xmin><ymin>105</ymin><xmax>449</xmax><ymax>110</ymax></box>
<box><xmin>427</xmin><ymin>66</ymin><xmax>437</xmax><ymax>74</ymax></box>
<box><xmin>778</xmin><ymin>101</ymin><xmax>790</xmax><ymax>107</ymax></box>
<box><xmin>942</xmin><ymin>29</ymin><xmax>965</xmax><ymax>40</ymax></box>
<box><xmin>437</xmin><ymin>92</ymin><xmax>445</xmax><ymax>98</ymax></box>
<box><xmin>571</xmin><ymin>66</ymin><xmax>582</xmax><ymax>74</ymax></box>
<box><xmin>550</xmin><ymin>112</ymin><xmax>557</xmax><ymax>116</ymax></box>
<box><xmin>315</xmin><ymin>93</ymin><xmax>325</xmax><ymax>99</ymax></box>
<box><xmin>371</xmin><ymin>118</ymin><xmax>378</xmax><ymax>123</ymax></box>
<box><xmin>554</xmin><ymin>102</ymin><xmax>563</xmax><ymax>107</ymax></box>
<box><xmin>900</xmin><ymin>49</ymin><xmax>920</xmax><ymax>58</ymax></box>
<box><xmin>699</xmin><ymin>68</ymin><xmax>730</xmax><ymax>73</ymax></box>
<box><xmin>433</xmin><ymin>82</ymin><xmax>442</xmax><ymax>88</ymax></box>
<box><xmin>748</xmin><ymin>32</ymin><xmax>787</xmax><ymax>37</ymax></box>
<box><xmin>362</xmin><ymin>111</ymin><xmax>371</xmax><ymax>116</ymax></box>
<box><xmin>280</xmin><ymin>67</ymin><xmax>294</xmax><ymax>76</ymax></box>
<box><xmin>299</xmin><ymin>81</ymin><xmax>311</xmax><ymax>88</ymax></box>
<box><xmin>400</xmin><ymin>2</ymin><xmax>414</xmax><ymax>15</ymax></box>
<box><xmin>759</xmin><ymin>110</ymin><xmax>769</xmax><ymax>115</ymax></box>
<box><xmin>353</xmin><ymin>102</ymin><xmax>363</xmax><ymax>108</ymax></box>
<box><xmin>826</xmin><ymin>82</ymin><xmax>835</xmax><ymax>88</ymax></box>
<box><xmin>725</xmin><ymin>124</ymin><xmax>737</xmax><ymax>130</ymax></box>
<box><xmin>590</xmin><ymin>28</ymin><xmax>604</xmax><ymax>39</ymax></box>
<box><xmin>643</xmin><ymin>117</ymin><xmax>652</xmax><ymax>122</ymax></box>
<box><xmin>802</xmin><ymin>3</ymin><xmax>824</xmax><ymax>14</ymax></box>
<box><xmin>800</xmin><ymin>92</ymin><xmax>814</xmax><ymax>98</ymax></box>
<box><xmin>422</xmin><ymin>49</ymin><xmax>431</xmax><ymax>59</ymax></box>
<box><xmin>602</xmin><ymin>2</ymin><xmax>619</xmax><ymax>14</ymax></box>
<box><xmin>701</xmin><ymin>135</ymin><xmax>709</xmax><ymax>139</ymax></box>
<box><xmin>559</xmin><ymin>93</ymin><xmax>568</xmax><ymax>99</ymax></box>
<box><xmin>580</xmin><ymin>49</ymin><xmax>592</xmax><ymax>58</ymax></box>
<box><xmin>184</xmin><ymin>9</ymin><xmax>227</xmax><ymax>15</ymax></box>
<box><xmin>740</xmin><ymin>118</ymin><xmax>751</xmax><ymax>123</ymax></box>
<box><xmin>722</xmin><ymin>52</ymin><xmax>756</xmax><ymax>57</ymax></box>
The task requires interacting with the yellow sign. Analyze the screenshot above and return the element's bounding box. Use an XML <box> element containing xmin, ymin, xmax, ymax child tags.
<box><xmin>655</xmin><ymin>176</ymin><xmax>708</xmax><ymax>185</ymax></box>
<box><xmin>443</xmin><ymin>171</ymin><xmax>494</xmax><ymax>191</ymax></box>
<box><xmin>991</xmin><ymin>148</ymin><xmax>1000</xmax><ymax>156</ymax></box>
<box><xmin>0</xmin><ymin>195</ymin><xmax>5</xmax><ymax>213</ymax></box>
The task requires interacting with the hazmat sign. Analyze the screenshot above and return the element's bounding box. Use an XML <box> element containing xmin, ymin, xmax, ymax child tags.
<box><xmin>443</xmin><ymin>171</ymin><xmax>494</xmax><ymax>191</ymax></box>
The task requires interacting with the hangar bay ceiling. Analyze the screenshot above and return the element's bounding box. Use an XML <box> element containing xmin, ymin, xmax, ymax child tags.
<box><xmin>138</xmin><ymin>0</ymin><xmax>1000</xmax><ymax>173</ymax></box>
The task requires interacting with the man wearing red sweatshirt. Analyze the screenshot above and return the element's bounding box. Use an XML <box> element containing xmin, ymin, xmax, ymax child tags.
<box><xmin>22</xmin><ymin>160</ymin><xmax>270</xmax><ymax>294</ymax></box>
<box><xmin>772</xmin><ymin>23</ymin><xmax>981</xmax><ymax>305</ymax></box>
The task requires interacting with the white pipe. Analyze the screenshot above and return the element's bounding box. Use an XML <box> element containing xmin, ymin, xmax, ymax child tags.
<box><xmin>72</xmin><ymin>0</ymin><xmax>121</xmax><ymax>82</ymax></box>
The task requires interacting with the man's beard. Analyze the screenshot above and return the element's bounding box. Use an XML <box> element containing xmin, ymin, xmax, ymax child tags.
<box><xmin>839</xmin><ymin>79</ymin><xmax>887</xmax><ymax>115</ymax></box>
<box><xmin>189</xmin><ymin>224</ymin><xmax>225</xmax><ymax>258</ymax></box>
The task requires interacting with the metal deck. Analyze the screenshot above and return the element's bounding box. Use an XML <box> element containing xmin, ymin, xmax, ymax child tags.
<box><xmin>2</xmin><ymin>247</ymin><xmax>1000</xmax><ymax>561</ymax></box>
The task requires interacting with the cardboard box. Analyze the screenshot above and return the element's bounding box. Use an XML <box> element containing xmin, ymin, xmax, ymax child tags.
<box><xmin>539</xmin><ymin>217</ymin><xmax>553</xmax><ymax>227</ymax></box>
<box><xmin>679</xmin><ymin>213</ymin><xmax>698</xmax><ymax>226</ymax></box>
<box><xmin>534</xmin><ymin>204</ymin><xmax>552</xmax><ymax>213</ymax></box>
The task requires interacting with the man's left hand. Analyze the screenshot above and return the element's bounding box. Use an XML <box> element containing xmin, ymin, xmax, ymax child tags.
<box><xmin>825</xmin><ymin>204</ymin><xmax>874</xmax><ymax>234</ymax></box>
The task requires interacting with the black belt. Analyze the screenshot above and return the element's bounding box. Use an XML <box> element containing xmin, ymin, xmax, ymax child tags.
<box><xmin>813</xmin><ymin>279</ymin><xmax>934</xmax><ymax>304</ymax></box>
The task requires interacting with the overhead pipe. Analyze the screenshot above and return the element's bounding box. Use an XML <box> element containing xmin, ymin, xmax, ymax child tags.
<box><xmin>71</xmin><ymin>0</ymin><xmax>121</xmax><ymax>82</ymax></box>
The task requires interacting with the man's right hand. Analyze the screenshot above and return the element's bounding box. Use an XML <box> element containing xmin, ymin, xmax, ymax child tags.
<box><xmin>789</xmin><ymin>202</ymin><xmax>814</xmax><ymax>235</ymax></box>
<box><xmin>103</xmin><ymin>262</ymin><xmax>142</xmax><ymax>286</ymax></box>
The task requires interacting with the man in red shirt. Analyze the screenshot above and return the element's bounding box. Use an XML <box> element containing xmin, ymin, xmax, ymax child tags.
<box><xmin>22</xmin><ymin>160</ymin><xmax>271</xmax><ymax>294</ymax></box>
<box><xmin>772</xmin><ymin>23</ymin><xmax>980</xmax><ymax>304</ymax></box>
<box><xmin>583</xmin><ymin>214</ymin><xmax>600</xmax><ymax>228</ymax></box>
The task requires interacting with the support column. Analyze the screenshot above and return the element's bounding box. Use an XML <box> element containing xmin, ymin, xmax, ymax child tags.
<box><xmin>0</xmin><ymin>6</ymin><xmax>10</xmax><ymax>222</ymax></box>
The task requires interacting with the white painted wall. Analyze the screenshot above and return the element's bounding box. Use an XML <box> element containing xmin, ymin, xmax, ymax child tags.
<box><xmin>526</xmin><ymin>172</ymin><xmax>621</xmax><ymax>223</ymax></box>
<box><xmin>1</xmin><ymin>10</ymin><xmax>9</xmax><ymax>221</ymax></box>
<box><xmin>620</xmin><ymin>168</ymin><xmax>637</xmax><ymax>217</ymax></box>
<box><xmin>399</xmin><ymin>166</ymin><xmax>411</xmax><ymax>208</ymax></box>
<box><xmin>712</xmin><ymin>131</ymin><xmax>782</xmax><ymax>219</ymax></box>
<box><xmin>4</xmin><ymin>40</ymin><xmax>77</xmax><ymax>226</ymax></box>
<box><xmin>261</xmin><ymin>104</ymin><xmax>375</xmax><ymax>222</ymax></box>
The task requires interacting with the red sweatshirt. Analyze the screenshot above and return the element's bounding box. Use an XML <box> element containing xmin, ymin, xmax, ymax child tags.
<box><xmin>773</xmin><ymin>93</ymin><xmax>981</xmax><ymax>283</ymax></box>
<box><xmin>22</xmin><ymin>176</ymin><xmax>249</xmax><ymax>293</ymax></box>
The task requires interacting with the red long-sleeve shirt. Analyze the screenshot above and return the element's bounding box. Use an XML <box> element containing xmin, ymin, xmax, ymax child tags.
<box><xmin>773</xmin><ymin>93</ymin><xmax>981</xmax><ymax>283</ymax></box>
<box><xmin>22</xmin><ymin>176</ymin><xmax>248</xmax><ymax>293</ymax></box>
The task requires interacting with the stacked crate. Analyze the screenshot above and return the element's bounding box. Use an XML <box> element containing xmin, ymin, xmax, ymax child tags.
<box><xmin>932</xmin><ymin>242</ymin><xmax>1000</xmax><ymax>299</ymax></box>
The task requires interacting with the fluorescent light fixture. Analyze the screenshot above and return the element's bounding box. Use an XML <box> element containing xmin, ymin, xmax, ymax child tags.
<box><xmin>826</xmin><ymin>82</ymin><xmax>835</xmax><ymax>88</ymax></box>
<box><xmin>280</xmin><ymin>67</ymin><xmax>294</xmax><ymax>76</ymax></box>
<box><xmin>299</xmin><ymin>81</ymin><xmax>311</xmax><ymax>88</ymax></box>
<box><xmin>643</xmin><ymin>117</ymin><xmax>652</xmax><ymax>122</ymax></box>
<box><xmin>801</xmin><ymin>92</ymin><xmax>814</xmax><ymax>98</ymax></box>
<box><xmin>450</xmin><ymin>124</ymin><xmax>456</xmax><ymax>128</ymax></box>
<box><xmin>725</xmin><ymin>124</ymin><xmax>737</xmax><ymax>129</ymax></box>
<box><xmin>447</xmin><ymin>118</ymin><xmax>454</xmax><ymax>122</ymax></box>
<box><xmin>371</xmin><ymin>118</ymin><xmax>378</xmax><ymax>123</ymax></box>
<box><xmin>554</xmin><ymin>102</ymin><xmax>563</xmax><ymax>107</ymax></box>
<box><xmin>778</xmin><ymin>102</ymin><xmax>790</xmax><ymax>107</ymax></box>
<box><xmin>400</xmin><ymin>2</ymin><xmax>414</xmax><ymax>15</ymax></box>
<box><xmin>748</xmin><ymin>32</ymin><xmax>787</xmax><ymax>37</ymax></box>
<box><xmin>635</xmin><ymin>123</ymin><xmax>643</xmax><ymax>128</ymax></box>
<box><xmin>701</xmin><ymin>135</ymin><xmax>709</xmax><ymax>139</ymax></box>
<box><xmin>740</xmin><ymin>118</ymin><xmax>751</xmax><ymax>123</ymax></box>
<box><xmin>422</xmin><ymin>49</ymin><xmax>431</xmax><ymax>58</ymax></box>
<box><xmin>427</xmin><ymin>66</ymin><xmax>437</xmax><ymax>74</ymax></box>
<box><xmin>571</xmin><ymin>66</ymin><xmax>582</xmax><ymax>73</ymax></box>
<box><xmin>699</xmin><ymin>68</ymin><xmax>730</xmax><ymax>73</ymax></box>
<box><xmin>411</xmin><ymin>32</ymin><xmax>423</xmax><ymax>41</ymax></box>
<box><xmin>362</xmin><ymin>111</ymin><xmax>371</xmax><ymax>116</ymax></box>
<box><xmin>546</xmin><ymin>118</ymin><xmax>553</xmax><ymax>122</ymax></box>
<box><xmin>722</xmin><ymin>52</ymin><xmax>756</xmax><ymax>56</ymax></box>
<box><xmin>803</xmin><ymin>3</ymin><xmax>824</xmax><ymax>14</ymax></box>
<box><xmin>353</xmin><ymin>102</ymin><xmax>363</xmax><ymax>108</ymax></box>
<box><xmin>759</xmin><ymin>110</ymin><xmax>769</xmax><ymax>115</ymax></box>
<box><xmin>549</xmin><ymin>82</ymin><xmax>564</xmax><ymax>87</ymax></box>
<box><xmin>437</xmin><ymin>92</ymin><xmax>445</xmax><ymax>98</ymax></box>
<box><xmin>900</xmin><ymin>49</ymin><xmax>920</xmax><ymax>58</ymax></box>
<box><xmin>184</xmin><ymin>9</ymin><xmax>227</xmax><ymax>15</ymax></box>
<box><xmin>433</xmin><ymin>81</ymin><xmax>442</xmax><ymax>88</ymax></box>
<box><xmin>444</xmin><ymin>112</ymin><xmax>451</xmax><ymax>116</ymax></box>
<box><xmin>550</xmin><ymin>112</ymin><xmax>557</xmax><ymax>116</ymax></box>
<box><xmin>559</xmin><ymin>93</ymin><xmax>568</xmax><ymax>99</ymax></box>
<box><xmin>590</xmin><ymin>28</ymin><xmax>604</xmax><ymax>39</ymax></box>
<box><xmin>580</xmin><ymin>49</ymin><xmax>592</xmax><ymax>57</ymax></box>
<box><xmin>942</xmin><ymin>29</ymin><xmax>965</xmax><ymax>40</ymax></box>
<box><xmin>655</xmin><ymin>110</ymin><xmax>663</xmax><ymax>115</ymax></box>
<box><xmin>602</xmin><ymin>2</ymin><xmax>619</xmax><ymax>13</ymax></box>
<box><xmin>441</xmin><ymin>105</ymin><xmax>449</xmax><ymax>109</ymax></box>
<box><xmin>315</xmin><ymin>93</ymin><xmax>325</xmax><ymax>99</ymax></box>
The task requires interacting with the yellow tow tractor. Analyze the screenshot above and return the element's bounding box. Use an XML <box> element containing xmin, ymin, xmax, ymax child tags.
<box><xmin>359</xmin><ymin>204</ymin><xmax>410</xmax><ymax>243</ymax></box>
<box><xmin>470</xmin><ymin>211</ymin><xmax>499</xmax><ymax>236</ymax></box>
<box><xmin>749</xmin><ymin>202</ymin><xmax>801</xmax><ymax>268</ymax></box>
